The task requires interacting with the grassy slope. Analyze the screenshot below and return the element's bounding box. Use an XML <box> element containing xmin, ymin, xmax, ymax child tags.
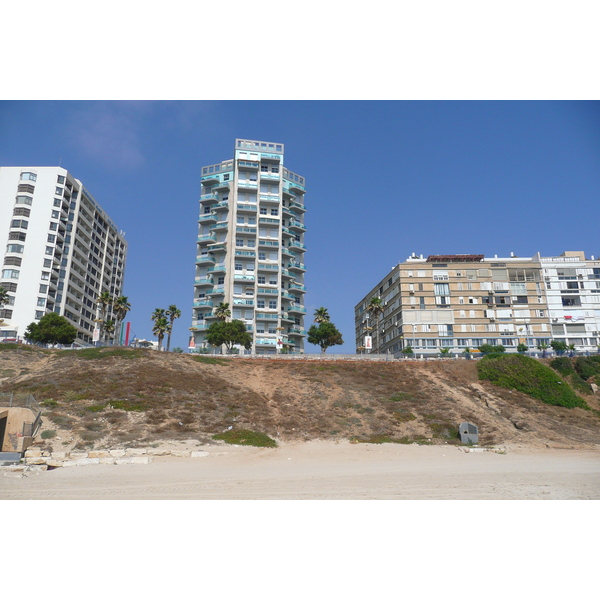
<box><xmin>1</xmin><ymin>346</ymin><xmax>599</xmax><ymax>450</ymax></box>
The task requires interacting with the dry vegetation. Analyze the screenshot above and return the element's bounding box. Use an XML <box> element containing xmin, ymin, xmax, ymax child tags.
<box><xmin>1</xmin><ymin>344</ymin><xmax>599</xmax><ymax>451</ymax></box>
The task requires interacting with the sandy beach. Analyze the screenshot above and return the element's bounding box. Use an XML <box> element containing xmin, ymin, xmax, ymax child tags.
<box><xmin>2</xmin><ymin>441</ymin><xmax>599</xmax><ymax>500</ymax></box>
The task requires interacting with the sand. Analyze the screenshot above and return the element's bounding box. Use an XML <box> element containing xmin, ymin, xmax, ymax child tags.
<box><xmin>2</xmin><ymin>440</ymin><xmax>599</xmax><ymax>499</ymax></box>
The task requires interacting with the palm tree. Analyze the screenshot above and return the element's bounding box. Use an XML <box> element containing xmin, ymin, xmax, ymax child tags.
<box><xmin>214</xmin><ymin>302</ymin><xmax>231</xmax><ymax>321</ymax></box>
<box><xmin>112</xmin><ymin>295</ymin><xmax>131</xmax><ymax>345</ymax></box>
<box><xmin>0</xmin><ymin>286</ymin><xmax>9</xmax><ymax>308</ymax></box>
<box><xmin>152</xmin><ymin>317</ymin><xmax>170</xmax><ymax>351</ymax></box>
<box><xmin>166</xmin><ymin>304</ymin><xmax>181</xmax><ymax>352</ymax></box>
<box><xmin>95</xmin><ymin>292</ymin><xmax>113</xmax><ymax>343</ymax></box>
<box><xmin>104</xmin><ymin>320</ymin><xmax>116</xmax><ymax>343</ymax></box>
<box><xmin>313</xmin><ymin>307</ymin><xmax>330</xmax><ymax>323</ymax></box>
<box><xmin>367</xmin><ymin>296</ymin><xmax>384</xmax><ymax>353</ymax></box>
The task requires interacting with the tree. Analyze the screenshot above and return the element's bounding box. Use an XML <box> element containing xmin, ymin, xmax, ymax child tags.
<box><xmin>104</xmin><ymin>320</ymin><xmax>116</xmax><ymax>340</ymax></box>
<box><xmin>402</xmin><ymin>346</ymin><xmax>414</xmax><ymax>356</ymax></box>
<box><xmin>537</xmin><ymin>342</ymin><xmax>549</xmax><ymax>358</ymax></box>
<box><xmin>96</xmin><ymin>292</ymin><xmax>113</xmax><ymax>343</ymax></box>
<box><xmin>550</xmin><ymin>340</ymin><xmax>568</xmax><ymax>355</ymax></box>
<box><xmin>440</xmin><ymin>347</ymin><xmax>452</xmax><ymax>358</ymax></box>
<box><xmin>0</xmin><ymin>286</ymin><xmax>9</xmax><ymax>307</ymax></box>
<box><xmin>367</xmin><ymin>297</ymin><xmax>384</xmax><ymax>353</ymax></box>
<box><xmin>152</xmin><ymin>316</ymin><xmax>170</xmax><ymax>351</ymax></box>
<box><xmin>206</xmin><ymin>320</ymin><xmax>252</xmax><ymax>353</ymax></box>
<box><xmin>307</xmin><ymin>321</ymin><xmax>344</xmax><ymax>354</ymax></box>
<box><xmin>313</xmin><ymin>307</ymin><xmax>330</xmax><ymax>323</ymax></box>
<box><xmin>517</xmin><ymin>343</ymin><xmax>528</xmax><ymax>353</ymax></box>
<box><xmin>112</xmin><ymin>296</ymin><xmax>131</xmax><ymax>344</ymax></box>
<box><xmin>24</xmin><ymin>313</ymin><xmax>77</xmax><ymax>345</ymax></box>
<box><xmin>214</xmin><ymin>302</ymin><xmax>231</xmax><ymax>321</ymax></box>
<box><xmin>166</xmin><ymin>304</ymin><xmax>182</xmax><ymax>352</ymax></box>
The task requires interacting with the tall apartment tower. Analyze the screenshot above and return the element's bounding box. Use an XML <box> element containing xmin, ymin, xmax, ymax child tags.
<box><xmin>0</xmin><ymin>167</ymin><xmax>127</xmax><ymax>345</ymax></box>
<box><xmin>191</xmin><ymin>139</ymin><xmax>307</xmax><ymax>354</ymax></box>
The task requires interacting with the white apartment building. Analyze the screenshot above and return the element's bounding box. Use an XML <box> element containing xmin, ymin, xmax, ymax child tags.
<box><xmin>355</xmin><ymin>251</ymin><xmax>600</xmax><ymax>356</ymax></box>
<box><xmin>538</xmin><ymin>251</ymin><xmax>600</xmax><ymax>349</ymax></box>
<box><xmin>190</xmin><ymin>139</ymin><xmax>307</xmax><ymax>354</ymax></box>
<box><xmin>0</xmin><ymin>167</ymin><xmax>127</xmax><ymax>345</ymax></box>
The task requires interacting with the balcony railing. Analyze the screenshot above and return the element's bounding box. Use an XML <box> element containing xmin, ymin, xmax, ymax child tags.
<box><xmin>289</xmin><ymin>241</ymin><xmax>306</xmax><ymax>251</ymax></box>
<box><xmin>197</xmin><ymin>234</ymin><xmax>217</xmax><ymax>244</ymax></box>
<box><xmin>200</xmin><ymin>193</ymin><xmax>219</xmax><ymax>203</ymax></box>
<box><xmin>194</xmin><ymin>277</ymin><xmax>213</xmax><ymax>286</ymax></box>
<box><xmin>193</xmin><ymin>300</ymin><xmax>214</xmax><ymax>307</ymax></box>
<box><xmin>234</xmin><ymin>274</ymin><xmax>256</xmax><ymax>281</ymax></box>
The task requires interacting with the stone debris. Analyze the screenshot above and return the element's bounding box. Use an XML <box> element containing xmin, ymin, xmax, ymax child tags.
<box><xmin>2</xmin><ymin>444</ymin><xmax>212</xmax><ymax>473</ymax></box>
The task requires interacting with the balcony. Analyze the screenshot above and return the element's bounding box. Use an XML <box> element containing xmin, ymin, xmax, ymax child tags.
<box><xmin>259</xmin><ymin>194</ymin><xmax>280</xmax><ymax>204</ymax></box>
<box><xmin>287</xmin><ymin>180</ymin><xmax>306</xmax><ymax>194</ymax></box>
<box><xmin>235</xmin><ymin>250</ymin><xmax>256</xmax><ymax>257</ymax></box>
<box><xmin>208</xmin><ymin>243</ymin><xmax>227</xmax><ymax>253</ymax></box>
<box><xmin>200</xmin><ymin>193</ymin><xmax>219</xmax><ymax>204</ymax></box>
<box><xmin>281</xmin><ymin>227</ymin><xmax>294</xmax><ymax>238</ymax></box>
<box><xmin>213</xmin><ymin>180</ymin><xmax>230</xmax><ymax>191</ymax></box>
<box><xmin>258</xmin><ymin>240</ymin><xmax>279</xmax><ymax>248</ymax></box>
<box><xmin>233</xmin><ymin>298</ymin><xmax>254</xmax><ymax>306</ymax></box>
<box><xmin>280</xmin><ymin>312</ymin><xmax>293</xmax><ymax>322</ymax></box>
<box><xmin>197</xmin><ymin>234</ymin><xmax>217</xmax><ymax>245</ymax></box>
<box><xmin>198</xmin><ymin>213</ymin><xmax>217</xmax><ymax>224</ymax></box>
<box><xmin>257</xmin><ymin>262</ymin><xmax>279</xmax><ymax>271</ymax></box>
<box><xmin>237</xmin><ymin>203</ymin><xmax>257</xmax><ymax>212</ymax></box>
<box><xmin>288</xmin><ymin>220</ymin><xmax>306</xmax><ymax>233</ymax></box>
<box><xmin>214</xmin><ymin>201</ymin><xmax>229</xmax><ymax>212</ymax></box>
<box><xmin>289</xmin><ymin>241</ymin><xmax>306</xmax><ymax>252</ymax></box>
<box><xmin>260</xmin><ymin>172</ymin><xmax>280</xmax><ymax>181</ymax></box>
<box><xmin>281</xmin><ymin>247</ymin><xmax>294</xmax><ymax>257</ymax></box>
<box><xmin>257</xmin><ymin>288</ymin><xmax>279</xmax><ymax>295</ymax></box>
<box><xmin>201</xmin><ymin>173</ymin><xmax>219</xmax><ymax>185</ymax></box>
<box><xmin>238</xmin><ymin>180</ymin><xmax>258</xmax><ymax>190</ymax></box>
<box><xmin>281</xmin><ymin>269</ymin><xmax>293</xmax><ymax>279</ymax></box>
<box><xmin>212</xmin><ymin>221</ymin><xmax>229</xmax><ymax>232</ymax></box>
<box><xmin>289</xmin><ymin>200</ymin><xmax>306</xmax><ymax>213</ymax></box>
<box><xmin>288</xmin><ymin>283</ymin><xmax>306</xmax><ymax>293</ymax></box>
<box><xmin>288</xmin><ymin>261</ymin><xmax>306</xmax><ymax>272</ymax></box>
<box><xmin>236</xmin><ymin>226</ymin><xmax>257</xmax><ymax>235</ymax></box>
<box><xmin>288</xmin><ymin>305</ymin><xmax>307</xmax><ymax>314</ymax></box>
<box><xmin>196</xmin><ymin>255</ymin><xmax>215</xmax><ymax>265</ymax></box>
<box><xmin>207</xmin><ymin>287</ymin><xmax>225</xmax><ymax>296</ymax></box>
<box><xmin>238</xmin><ymin>160</ymin><xmax>258</xmax><ymax>169</ymax></box>
<box><xmin>193</xmin><ymin>299</ymin><xmax>214</xmax><ymax>308</ymax></box>
<box><xmin>194</xmin><ymin>277</ymin><xmax>213</xmax><ymax>287</ymax></box>
<box><xmin>288</xmin><ymin>328</ymin><xmax>307</xmax><ymax>337</ymax></box>
<box><xmin>207</xmin><ymin>265</ymin><xmax>226</xmax><ymax>274</ymax></box>
<box><xmin>256</xmin><ymin>312</ymin><xmax>279</xmax><ymax>320</ymax></box>
<box><xmin>234</xmin><ymin>274</ymin><xmax>256</xmax><ymax>282</ymax></box>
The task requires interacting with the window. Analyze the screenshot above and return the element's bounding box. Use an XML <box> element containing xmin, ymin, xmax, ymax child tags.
<box><xmin>47</xmin><ymin>234</ymin><xmax>56</xmax><ymax>243</ymax></box>
<box><xmin>3</xmin><ymin>257</ymin><xmax>22</xmax><ymax>267</ymax></box>
<box><xmin>39</xmin><ymin>284</ymin><xmax>48</xmax><ymax>293</ymax></box>
<box><xmin>18</xmin><ymin>183</ymin><xmax>35</xmax><ymax>194</ymax></box>
<box><xmin>37</xmin><ymin>298</ymin><xmax>46</xmax><ymax>307</ymax></box>
<box><xmin>235</xmin><ymin>263</ymin><xmax>243</xmax><ymax>271</ymax></box>
<box><xmin>55</xmin><ymin>187</ymin><xmax>63</xmax><ymax>196</ymax></box>
<box><xmin>562</xmin><ymin>296</ymin><xmax>581</xmax><ymax>307</ymax></box>
<box><xmin>237</xmin><ymin>216</ymin><xmax>245</xmax><ymax>224</ymax></box>
<box><xmin>41</xmin><ymin>271</ymin><xmax>50</xmax><ymax>280</ymax></box>
<box><xmin>35</xmin><ymin>311</ymin><xmax>44</xmax><ymax>319</ymax></box>
<box><xmin>6</xmin><ymin>244</ymin><xmax>24</xmax><ymax>254</ymax></box>
<box><xmin>270</xmin><ymin>208</ymin><xmax>278</xmax><ymax>216</ymax></box>
<box><xmin>258</xmin><ymin>252</ymin><xmax>266</xmax><ymax>260</ymax></box>
<box><xmin>57</xmin><ymin>175</ymin><xmax>65</xmax><ymax>184</ymax></box>
<box><xmin>260</xmin><ymin>208</ymin><xmax>267</xmax><ymax>215</ymax></box>
<box><xmin>15</xmin><ymin>195</ymin><xmax>33</xmax><ymax>206</ymax></box>
<box><xmin>21</xmin><ymin>172</ymin><xmax>37</xmax><ymax>181</ymax></box>
<box><xmin>257</xmin><ymin>300</ymin><xmax>265</xmax><ymax>308</ymax></box>
<box><xmin>269</xmin><ymin>300</ymin><xmax>277</xmax><ymax>309</ymax></box>
<box><xmin>13</xmin><ymin>207</ymin><xmax>31</xmax><ymax>217</ymax></box>
<box><xmin>218</xmin><ymin>277</ymin><xmax>224</xmax><ymax>285</ymax></box>
<box><xmin>0</xmin><ymin>309</ymin><xmax>13</xmax><ymax>319</ymax></box>
<box><xmin>49</xmin><ymin>221</ymin><xmax>58</xmax><ymax>231</ymax></box>
<box><xmin>45</xmin><ymin>246</ymin><xmax>54</xmax><ymax>255</ymax></box>
<box><xmin>43</xmin><ymin>259</ymin><xmax>52</xmax><ymax>268</ymax></box>
<box><xmin>1</xmin><ymin>269</ymin><xmax>19</xmax><ymax>279</ymax></box>
<box><xmin>236</xmin><ymin>239</ymin><xmax>244</xmax><ymax>247</ymax></box>
<box><xmin>11</xmin><ymin>219</ymin><xmax>28</xmax><ymax>229</ymax></box>
<box><xmin>258</xmin><ymin>276</ymin><xmax>266</xmax><ymax>284</ymax></box>
<box><xmin>9</xmin><ymin>232</ymin><xmax>27</xmax><ymax>242</ymax></box>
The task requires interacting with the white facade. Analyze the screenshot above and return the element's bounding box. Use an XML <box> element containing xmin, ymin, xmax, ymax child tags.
<box><xmin>190</xmin><ymin>139</ymin><xmax>307</xmax><ymax>354</ymax></box>
<box><xmin>0</xmin><ymin>166</ymin><xmax>127</xmax><ymax>345</ymax></box>
<box><xmin>539</xmin><ymin>251</ymin><xmax>600</xmax><ymax>351</ymax></box>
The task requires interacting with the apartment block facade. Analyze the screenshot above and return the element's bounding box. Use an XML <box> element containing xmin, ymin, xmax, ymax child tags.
<box><xmin>355</xmin><ymin>251</ymin><xmax>600</xmax><ymax>356</ymax></box>
<box><xmin>0</xmin><ymin>167</ymin><xmax>127</xmax><ymax>345</ymax></box>
<box><xmin>190</xmin><ymin>139</ymin><xmax>307</xmax><ymax>354</ymax></box>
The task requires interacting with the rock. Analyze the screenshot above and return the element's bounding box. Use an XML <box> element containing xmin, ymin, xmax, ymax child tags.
<box><xmin>125</xmin><ymin>448</ymin><xmax>147</xmax><ymax>456</ymax></box>
<box><xmin>115</xmin><ymin>458</ymin><xmax>133</xmax><ymax>465</ymax></box>
<box><xmin>46</xmin><ymin>460</ymin><xmax>64</xmax><ymax>468</ymax></box>
<box><xmin>25</xmin><ymin>457</ymin><xmax>47</xmax><ymax>465</ymax></box>
<box><xmin>130</xmin><ymin>456</ymin><xmax>151</xmax><ymax>464</ymax></box>
<box><xmin>171</xmin><ymin>450</ymin><xmax>191</xmax><ymax>457</ymax></box>
<box><xmin>109</xmin><ymin>449</ymin><xmax>126</xmax><ymax>458</ymax></box>
<box><xmin>24</xmin><ymin>448</ymin><xmax>42</xmax><ymax>458</ymax></box>
<box><xmin>69</xmin><ymin>452</ymin><xmax>89</xmax><ymax>460</ymax></box>
<box><xmin>27</xmin><ymin>464</ymin><xmax>48</xmax><ymax>472</ymax></box>
<box><xmin>99</xmin><ymin>458</ymin><xmax>116</xmax><ymax>465</ymax></box>
<box><xmin>591</xmin><ymin>383</ymin><xmax>599</xmax><ymax>394</ymax></box>
<box><xmin>51</xmin><ymin>452</ymin><xmax>68</xmax><ymax>460</ymax></box>
<box><xmin>88</xmin><ymin>450</ymin><xmax>110</xmax><ymax>458</ymax></box>
<box><xmin>147</xmin><ymin>448</ymin><xmax>171</xmax><ymax>456</ymax></box>
<box><xmin>191</xmin><ymin>451</ymin><xmax>209</xmax><ymax>458</ymax></box>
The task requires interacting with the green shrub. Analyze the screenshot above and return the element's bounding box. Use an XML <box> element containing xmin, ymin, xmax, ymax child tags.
<box><xmin>574</xmin><ymin>356</ymin><xmax>600</xmax><ymax>380</ymax></box>
<box><xmin>59</xmin><ymin>347</ymin><xmax>146</xmax><ymax>360</ymax></box>
<box><xmin>479</xmin><ymin>344</ymin><xmax>505</xmax><ymax>354</ymax></box>
<box><xmin>550</xmin><ymin>357</ymin><xmax>574</xmax><ymax>376</ymax></box>
<box><xmin>212</xmin><ymin>429</ymin><xmax>277</xmax><ymax>448</ymax></box>
<box><xmin>109</xmin><ymin>399</ymin><xmax>147</xmax><ymax>412</ymax></box>
<box><xmin>517</xmin><ymin>343</ymin><xmax>528</xmax><ymax>353</ymax></box>
<box><xmin>41</xmin><ymin>429</ymin><xmax>57</xmax><ymax>439</ymax></box>
<box><xmin>192</xmin><ymin>356</ymin><xmax>230</xmax><ymax>366</ymax></box>
<box><xmin>477</xmin><ymin>353</ymin><xmax>588</xmax><ymax>409</ymax></box>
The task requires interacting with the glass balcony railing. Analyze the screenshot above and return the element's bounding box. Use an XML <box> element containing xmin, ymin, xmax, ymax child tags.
<box><xmin>207</xmin><ymin>265</ymin><xmax>226</xmax><ymax>273</ymax></box>
<box><xmin>194</xmin><ymin>277</ymin><xmax>213</xmax><ymax>286</ymax></box>
<box><xmin>289</xmin><ymin>283</ymin><xmax>306</xmax><ymax>292</ymax></box>
<box><xmin>234</xmin><ymin>274</ymin><xmax>255</xmax><ymax>281</ymax></box>
<box><xmin>200</xmin><ymin>193</ymin><xmax>219</xmax><ymax>203</ymax></box>
<box><xmin>288</xmin><ymin>305</ymin><xmax>307</xmax><ymax>314</ymax></box>
<box><xmin>193</xmin><ymin>299</ymin><xmax>214</xmax><ymax>307</ymax></box>
<box><xmin>198</xmin><ymin>213</ymin><xmax>217</xmax><ymax>223</ymax></box>
<box><xmin>289</xmin><ymin>241</ymin><xmax>306</xmax><ymax>251</ymax></box>
<box><xmin>197</xmin><ymin>234</ymin><xmax>217</xmax><ymax>244</ymax></box>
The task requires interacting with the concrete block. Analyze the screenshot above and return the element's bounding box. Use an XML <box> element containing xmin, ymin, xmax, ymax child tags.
<box><xmin>191</xmin><ymin>451</ymin><xmax>209</xmax><ymax>458</ymax></box>
<box><xmin>99</xmin><ymin>457</ymin><xmax>116</xmax><ymax>464</ymax></box>
<box><xmin>24</xmin><ymin>448</ymin><xmax>42</xmax><ymax>458</ymax></box>
<box><xmin>109</xmin><ymin>449</ymin><xmax>126</xmax><ymax>458</ymax></box>
<box><xmin>115</xmin><ymin>458</ymin><xmax>133</xmax><ymax>465</ymax></box>
<box><xmin>51</xmin><ymin>452</ymin><xmax>68</xmax><ymax>460</ymax></box>
<box><xmin>130</xmin><ymin>456</ymin><xmax>151</xmax><ymax>464</ymax></box>
<box><xmin>27</xmin><ymin>464</ymin><xmax>48</xmax><ymax>472</ymax></box>
<box><xmin>46</xmin><ymin>460</ymin><xmax>64</xmax><ymax>468</ymax></box>
<box><xmin>25</xmin><ymin>457</ymin><xmax>47</xmax><ymax>465</ymax></box>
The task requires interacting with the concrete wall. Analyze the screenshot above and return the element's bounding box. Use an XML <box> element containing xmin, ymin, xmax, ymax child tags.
<box><xmin>0</xmin><ymin>407</ymin><xmax>36</xmax><ymax>452</ymax></box>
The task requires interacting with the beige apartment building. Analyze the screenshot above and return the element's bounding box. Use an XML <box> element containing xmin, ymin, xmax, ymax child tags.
<box><xmin>355</xmin><ymin>251</ymin><xmax>600</xmax><ymax>356</ymax></box>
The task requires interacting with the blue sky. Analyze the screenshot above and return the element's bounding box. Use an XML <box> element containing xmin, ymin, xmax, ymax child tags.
<box><xmin>1</xmin><ymin>100</ymin><xmax>599</xmax><ymax>352</ymax></box>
